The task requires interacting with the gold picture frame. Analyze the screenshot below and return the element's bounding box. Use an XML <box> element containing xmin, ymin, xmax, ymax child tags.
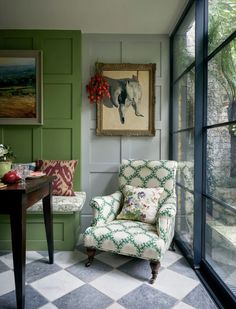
<box><xmin>96</xmin><ymin>63</ymin><xmax>156</xmax><ymax>136</ymax></box>
<box><xmin>0</xmin><ymin>50</ymin><xmax>43</xmax><ymax>125</ymax></box>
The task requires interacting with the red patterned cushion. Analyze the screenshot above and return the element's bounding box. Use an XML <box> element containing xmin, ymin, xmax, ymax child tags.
<box><xmin>36</xmin><ymin>160</ymin><xmax>77</xmax><ymax>196</ymax></box>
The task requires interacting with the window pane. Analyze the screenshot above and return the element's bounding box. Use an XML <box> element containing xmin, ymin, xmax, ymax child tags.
<box><xmin>173</xmin><ymin>130</ymin><xmax>194</xmax><ymax>190</ymax></box>
<box><xmin>177</xmin><ymin>161</ymin><xmax>194</xmax><ymax>192</ymax></box>
<box><xmin>175</xmin><ymin>186</ymin><xmax>194</xmax><ymax>255</ymax></box>
<box><xmin>173</xmin><ymin>70</ymin><xmax>195</xmax><ymax>131</ymax></box>
<box><xmin>173</xmin><ymin>5</ymin><xmax>195</xmax><ymax>79</ymax></box>
<box><xmin>208</xmin><ymin>0</ymin><xmax>236</xmax><ymax>54</ymax></box>
<box><xmin>205</xmin><ymin>198</ymin><xmax>236</xmax><ymax>296</ymax></box>
<box><xmin>208</xmin><ymin>39</ymin><xmax>236</xmax><ymax>126</ymax></box>
<box><xmin>207</xmin><ymin>126</ymin><xmax>236</xmax><ymax>205</ymax></box>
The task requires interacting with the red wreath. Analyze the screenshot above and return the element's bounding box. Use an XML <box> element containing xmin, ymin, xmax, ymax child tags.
<box><xmin>86</xmin><ymin>74</ymin><xmax>111</xmax><ymax>104</ymax></box>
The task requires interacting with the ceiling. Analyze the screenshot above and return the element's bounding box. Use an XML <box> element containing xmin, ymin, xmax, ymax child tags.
<box><xmin>0</xmin><ymin>0</ymin><xmax>188</xmax><ymax>34</ymax></box>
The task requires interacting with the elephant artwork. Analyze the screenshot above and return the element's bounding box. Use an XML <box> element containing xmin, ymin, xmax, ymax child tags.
<box><xmin>105</xmin><ymin>75</ymin><xmax>143</xmax><ymax>124</ymax></box>
<box><xmin>96</xmin><ymin>63</ymin><xmax>156</xmax><ymax>136</ymax></box>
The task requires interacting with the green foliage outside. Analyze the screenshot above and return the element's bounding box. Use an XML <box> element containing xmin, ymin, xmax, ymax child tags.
<box><xmin>174</xmin><ymin>1</ymin><xmax>236</xmax><ymax>186</ymax></box>
<box><xmin>208</xmin><ymin>0</ymin><xmax>236</xmax><ymax>53</ymax></box>
<box><xmin>208</xmin><ymin>0</ymin><xmax>236</xmax><ymax>104</ymax></box>
<box><xmin>208</xmin><ymin>0</ymin><xmax>236</xmax><ymax>179</ymax></box>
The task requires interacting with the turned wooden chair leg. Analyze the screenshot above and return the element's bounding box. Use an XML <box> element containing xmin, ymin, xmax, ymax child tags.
<box><xmin>85</xmin><ymin>248</ymin><xmax>96</xmax><ymax>267</ymax></box>
<box><xmin>170</xmin><ymin>239</ymin><xmax>176</xmax><ymax>252</ymax></box>
<box><xmin>149</xmin><ymin>261</ymin><xmax>161</xmax><ymax>284</ymax></box>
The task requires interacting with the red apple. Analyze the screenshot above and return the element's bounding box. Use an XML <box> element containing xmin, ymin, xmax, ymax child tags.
<box><xmin>2</xmin><ymin>170</ymin><xmax>21</xmax><ymax>184</ymax></box>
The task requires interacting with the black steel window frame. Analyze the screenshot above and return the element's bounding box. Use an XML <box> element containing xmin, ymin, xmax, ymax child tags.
<box><xmin>200</xmin><ymin>27</ymin><xmax>236</xmax><ymax>307</ymax></box>
<box><xmin>173</xmin><ymin>62</ymin><xmax>195</xmax><ymax>86</ymax></box>
<box><xmin>170</xmin><ymin>0</ymin><xmax>236</xmax><ymax>307</ymax></box>
<box><xmin>170</xmin><ymin>0</ymin><xmax>195</xmax><ymax>265</ymax></box>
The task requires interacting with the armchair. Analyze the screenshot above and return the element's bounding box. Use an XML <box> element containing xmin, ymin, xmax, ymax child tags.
<box><xmin>84</xmin><ymin>159</ymin><xmax>177</xmax><ymax>283</ymax></box>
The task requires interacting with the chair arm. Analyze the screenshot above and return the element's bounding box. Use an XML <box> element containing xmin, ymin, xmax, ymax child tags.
<box><xmin>158</xmin><ymin>203</ymin><xmax>176</xmax><ymax>218</ymax></box>
<box><xmin>157</xmin><ymin>203</ymin><xmax>176</xmax><ymax>243</ymax></box>
<box><xmin>90</xmin><ymin>191</ymin><xmax>123</xmax><ymax>226</ymax></box>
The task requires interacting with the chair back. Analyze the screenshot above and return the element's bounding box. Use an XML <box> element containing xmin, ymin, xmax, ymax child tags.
<box><xmin>119</xmin><ymin>159</ymin><xmax>177</xmax><ymax>205</ymax></box>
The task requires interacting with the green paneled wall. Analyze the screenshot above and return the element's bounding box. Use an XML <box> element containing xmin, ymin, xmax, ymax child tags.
<box><xmin>0</xmin><ymin>213</ymin><xmax>78</xmax><ymax>251</ymax></box>
<box><xmin>0</xmin><ymin>30</ymin><xmax>81</xmax><ymax>189</ymax></box>
<box><xmin>0</xmin><ymin>30</ymin><xmax>82</xmax><ymax>250</ymax></box>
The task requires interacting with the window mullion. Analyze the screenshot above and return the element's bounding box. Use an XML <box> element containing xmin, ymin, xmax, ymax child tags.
<box><xmin>194</xmin><ymin>0</ymin><xmax>207</xmax><ymax>268</ymax></box>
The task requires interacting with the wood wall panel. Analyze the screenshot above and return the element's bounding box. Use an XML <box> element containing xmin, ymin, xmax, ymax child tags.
<box><xmin>0</xmin><ymin>30</ymin><xmax>81</xmax><ymax>189</ymax></box>
<box><xmin>2</xmin><ymin>37</ymin><xmax>34</xmax><ymax>49</ymax></box>
<box><xmin>3</xmin><ymin>127</ymin><xmax>34</xmax><ymax>162</ymax></box>
<box><xmin>42</xmin><ymin>38</ymin><xmax>72</xmax><ymax>74</ymax></box>
<box><xmin>42</xmin><ymin>128</ymin><xmax>72</xmax><ymax>159</ymax></box>
<box><xmin>90</xmin><ymin>172</ymin><xmax>119</xmax><ymax>199</ymax></box>
<box><xmin>81</xmin><ymin>34</ymin><xmax>169</xmax><ymax>231</ymax></box>
<box><xmin>44</xmin><ymin>83</ymin><xmax>72</xmax><ymax>120</ymax></box>
<box><xmin>90</xmin><ymin>130</ymin><xmax>121</xmax><ymax>164</ymax></box>
<box><xmin>122</xmin><ymin>40</ymin><xmax>162</xmax><ymax>77</ymax></box>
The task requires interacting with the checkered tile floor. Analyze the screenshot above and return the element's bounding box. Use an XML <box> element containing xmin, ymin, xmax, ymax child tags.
<box><xmin>0</xmin><ymin>246</ymin><xmax>218</xmax><ymax>309</ymax></box>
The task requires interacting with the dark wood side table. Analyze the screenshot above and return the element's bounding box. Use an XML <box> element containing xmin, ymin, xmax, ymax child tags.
<box><xmin>0</xmin><ymin>176</ymin><xmax>54</xmax><ymax>309</ymax></box>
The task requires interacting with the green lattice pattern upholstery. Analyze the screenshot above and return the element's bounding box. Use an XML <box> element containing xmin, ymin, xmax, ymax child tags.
<box><xmin>91</xmin><ymin>191</ymin><xmax>122</xmax><ymax>226</ymax></box>
<box><xmin>84</xmin><ymin>160</ymin><xmax>177</xmax><ymax>262</ymax></box>
<box><xmin>119</xmin><ymin>159</ymin><xmax>177</xmax><ymax>207</ymax></box>
<box><xmin>85</xmin><ymin>220</ymin><xmax>165</xmax><ymax>261</ymax></box>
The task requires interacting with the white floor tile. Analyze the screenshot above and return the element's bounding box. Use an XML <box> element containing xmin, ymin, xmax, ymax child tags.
<box><xmin>106</xmin><ymin>302</ymin><xmax>126</xmax><ymax>309</ymax></box>
<box><xmin>31</xmin><ymin>270</ymin><xmax>84</xmax><ymax>301</ymax></box>
<box><xmin>90</xmin><ymin>269</ymin><xmax>141</xmax><ymax>300</ymax></box>
<box><xmin>161</xmin><ymin>250</ymin><xmax>182</xmax><ymax>268</ymax></box>
<box><xmin>54</xmin><ymin>251</ymin><xmax>87</xmax><ymax>269</ymax></box>
<box><xmin>172</xmin><ymin>301</ymin><xmax>196</xmax><ymax>309</ymax></box>
<box><xmin>152</xmin><ymin>269</ymin><xmax>199</xmax><ymax>299</ymax></box>
<box><xmin>95</xmin><ymin>252</ymin><xmax>132</xmax><ymax>268</ymax></box>
<box><xmin>0</xmin><ymin>249</ymin><xmax>209</xmax><ymax>309</ymax></box>
<box><xmin>26</xmin><ymin>251</ymin><xmax>45</xmax><ymax>264</ymax></box>
<box><xmin>0</xmin><ymin>251</ymin><xmax>44</xmax><ymax>269</ymax></box>
<box><xmin>0</xmin><ymin>253</ymin><xmax>14</xmax><ymax>269</ymax></box>
<box><xmin>39</xmin><ymin>303</ymin><xmax>58</xmax><ymax>309</ymax></box>
<box><xmin>0</xmin><ymin>270</ymin><xmax>15</xmax><ymax>296</ymax></box>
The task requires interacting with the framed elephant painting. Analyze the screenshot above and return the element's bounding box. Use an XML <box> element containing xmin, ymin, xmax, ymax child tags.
<box><xmin>96</xmin><ymin>63</ymin><xmax>156</xmax><ymax>136</ymax></box>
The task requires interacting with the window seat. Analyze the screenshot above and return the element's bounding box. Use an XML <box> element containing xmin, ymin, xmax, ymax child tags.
<box><xmin>28</xmin><ymin>191</ymin><xmax>86</xmax><ymax>213</ymax></box>
<box><xmin>0</xmin><ymin>192</ymin><xmax>86</xmax><ymax>251</ymax></box>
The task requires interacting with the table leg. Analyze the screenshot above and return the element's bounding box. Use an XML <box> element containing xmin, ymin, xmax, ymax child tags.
<box><xmin>10</xmin><ymin>204</ymin><xmax>26</xmax><ymax>309</ymax></box>
<box><xmin>43</xmin><ymin>192</ymin><xmax>54</xmax><ymax>264</ymax></box>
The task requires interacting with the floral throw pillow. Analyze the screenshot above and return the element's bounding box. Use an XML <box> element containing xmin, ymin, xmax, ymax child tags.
<box><xmin>36</xmin><ymin>160</ymin><xmax>77</xmax><ymax>196</ymax></box>
<box><xmin>117</xmin><ymin>185</ymin><xmax>164</xmax><ymax>224</ymax></box>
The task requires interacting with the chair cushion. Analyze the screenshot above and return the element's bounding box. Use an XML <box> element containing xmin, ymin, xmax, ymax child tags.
<box><xmin>36</xmin><ymin>160</ymin><xmax>77</xmax><ymax>196</ymax></box>
<box><xmin>116</xmin><ymin>185</ymin><xmax>164</xmax><ymax>224</ymax></box>
<box><xmin>28</xmin><ymin>192</ymin><xmax>86</xmax><ymax>212</ymax></box>
<box><xmin>84</xmin><ymin>220</ymin><xmax>165</xmax><ymax>261</ymax></box>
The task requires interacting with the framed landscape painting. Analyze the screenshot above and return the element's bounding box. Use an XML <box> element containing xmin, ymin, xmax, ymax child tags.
<box><xmin>0</xmin><ymin>50</ymin><xmax>43</xmax><ymax>125</ymax></box>
<box><xmin>96</xmin><ymin>63</ymin><xmax>156</xmax><ymax>136</ymax></box>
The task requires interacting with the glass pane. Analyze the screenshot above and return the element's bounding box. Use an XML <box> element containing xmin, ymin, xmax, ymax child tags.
<box><xmin>173</xmin><ymin>130</ymin><xmax>194</xmax><ymax>190</ymax></box>
<box><xmin>173</xmin><ymin>70</ymin><xmax>195</xmax><ymax>131</ymax></box>
<box><xmin>208</xmin><ymin>39</ymin><xmax>236</xmax><ymax>126</ymax></box>
<box><xmin>208</xmin><ymin>0</ymin><xmax>236</xmax><ymax>54</ymax></box>
<box><xmin>177</xmin><ymin>161</ymin><xmax>194</xmax><ymax>192</ymax></box>
<box><xmin>173</xmin><ymin>5</ymin><xmax>195</xmax><ymax>79</ymax></box>
<box><xmin>205</xmin><ymin>198</ymin><xmax>236</xmax><ymax>296</ymax></box>
<box><xmin>207</xmin><ymin>126</ymin><xmax>236</xmax><ymax>205</ymax></box>
<box><xmin>175</xmin><ymin>186</ymin><xmax>194</xmax><ymax>255</ymax></box>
